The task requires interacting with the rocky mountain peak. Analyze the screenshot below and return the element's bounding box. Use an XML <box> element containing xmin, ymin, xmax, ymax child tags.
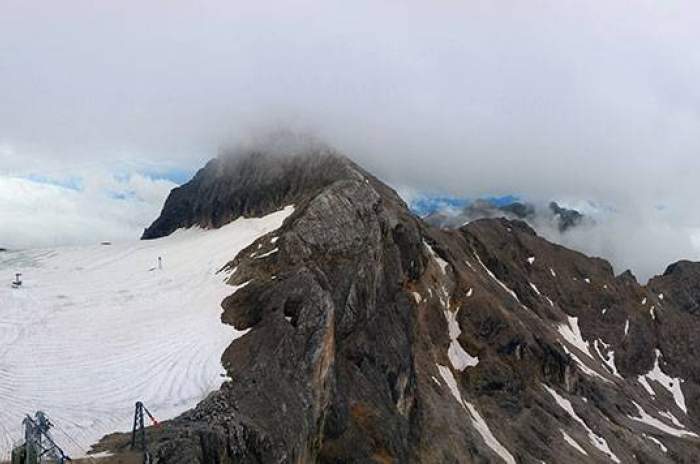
<box><xmin>100</xmin><ymin>149</ymin><xmax>700</xmax><ymax>463</ymax></box>
<box><xmin>661</xmin><ymin>260</ymin><xmax>700</xmax><ymax>278</ymax></box>
<box><xmin>142</xmin><ymin>148</ymin><xmax>379</xmax><ymax>239</ymax></box>
<box><xmin>649</xmin><ymin>260</ymin><xmax>700</xmax><ymax>316</ymax></box>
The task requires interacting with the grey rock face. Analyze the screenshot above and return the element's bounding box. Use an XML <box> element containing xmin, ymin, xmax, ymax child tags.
<box><xmin>141</xmin><ymin>150</ymin><xmax>362</xmax><ymax>240</ymax></box>
<box><xmin>548</xmin><ymin>201</ymin><xmax>584</xmax><ymax>232</ymax></box>
<box><xmin>650</xmin><ymin>261</ymin><xmax>700</xmax><ymax>315</ymax></box>
<box><xmin>109</xmin><ymin>151</ymin><xmax>700</xmax><ymax>463</ymax></box>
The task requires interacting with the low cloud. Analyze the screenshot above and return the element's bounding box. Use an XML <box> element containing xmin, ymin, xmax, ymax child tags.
<box><xmin>0</xmin><ymin>173</ymin><xmax>175</xmax><ymax>249</ymax></box>
<box><xmin>544</xmin><ymin>205</ymin><xmax>700</xmax><ymax>283</ymax></box>
<box><xmin>413</xmin><ymin>195</ymin><xmax>700</xmax><ymax>282</ymax></box>
<box><xmin>1</xmin><ymin>1</ymin><xmax>700</xmax><ymax>278</ymax></box>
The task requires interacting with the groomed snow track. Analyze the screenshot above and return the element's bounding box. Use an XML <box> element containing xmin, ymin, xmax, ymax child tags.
<box><xmin>0</xmin><ymin>207</ymin><xmax>294</xmax><ymax>459</ymax></box>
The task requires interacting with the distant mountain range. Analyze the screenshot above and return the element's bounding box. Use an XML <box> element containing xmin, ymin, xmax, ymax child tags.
<box><xmin>421</xmin><ymin>197</ymin><xmax>588</xmax><ymax>234</ymax></box>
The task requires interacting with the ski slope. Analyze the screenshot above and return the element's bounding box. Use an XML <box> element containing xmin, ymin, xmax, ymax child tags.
<box><xmin>0</xmin><ymin>206</ymin><xmax>294</xmax><ymax>459</ymax></box>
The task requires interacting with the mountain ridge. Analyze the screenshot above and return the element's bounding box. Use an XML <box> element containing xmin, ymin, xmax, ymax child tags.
<box><xmin>141</xmin><ymin>150</ymin><xmax>380</xmax><ymax>240</ymax></box>
<box><xmin>116</xmin><ymin>150</ymin><xmax>700</xmax><ymax>463</ymax></box>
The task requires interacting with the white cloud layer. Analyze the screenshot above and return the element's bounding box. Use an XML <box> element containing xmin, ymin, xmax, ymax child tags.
<box><xmin>525</xmin><ymin>201</ymin><xmax>700</xmax><ymax>282</ymax></box>
<box><xmin>0</xmin><ymin>173</ymin><xmax>175</xmax><ymax>249</ymax></box>
<box><xmin>1</xmin><ymin>0</ymin><xmax>700</xmax><ymax>278</ymax></box>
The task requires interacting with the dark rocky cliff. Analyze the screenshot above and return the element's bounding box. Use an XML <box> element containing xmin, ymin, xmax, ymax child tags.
<box><xmin>142</xmin><ymin>149</ymin><xmax>359</xmax><ymax>239</ymax></box>
<box><xmin>121</xmin><ymin>149</ymin><xmax>700</xmax><ymax>463</ymax></box>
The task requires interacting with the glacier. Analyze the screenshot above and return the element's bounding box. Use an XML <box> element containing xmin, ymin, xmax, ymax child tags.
<box><xmin>0</xmin><ymin>206</ymin><xmax>293</xmax><ymax>459</ymax></box>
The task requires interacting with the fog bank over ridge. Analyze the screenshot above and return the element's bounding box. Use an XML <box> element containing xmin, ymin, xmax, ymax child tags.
<box><xmin>2</xmin><ymin>0</ymin><xmax>700</xmax><ymax>280</ymax></box>
<box><xmin>403</xmin><ymin>190</ymin><xmax>700</xmax><ymax>284</ymax></box>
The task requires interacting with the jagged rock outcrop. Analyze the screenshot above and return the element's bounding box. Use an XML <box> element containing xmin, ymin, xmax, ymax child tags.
<box><xmin>549</xmin><ymin>201</ymin><xmax>584</xmax><ymax>232</ymax></box>
<box><xmin>649</xmin><ymin>261</ymin><xmax>700</xmax><ymax>315</ymax></box>
<box><xmin>107</xmin><ymin>149</ymin><xmax>700</xmax><ymax>463</ymax></box>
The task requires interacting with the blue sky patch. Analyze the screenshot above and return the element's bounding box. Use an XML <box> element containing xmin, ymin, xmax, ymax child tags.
<box><xmin>142</xmin><ymin>168</ymin><xmax>194</xmax><ymax>185</ymax></box>
<box><xmin>23</xmin><ymin>174</ymin><xmax>84</xmax><ymax>191</ymax></box>
<box><xmin>409</xmin><ymin>194</ymin><xmax>520</xmax><ymax>217</ymax></box>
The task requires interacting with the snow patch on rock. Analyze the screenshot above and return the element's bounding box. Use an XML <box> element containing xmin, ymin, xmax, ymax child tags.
<box><xmin>411</xmin><ymin>292</ymin><xmax>423</xmax><ymax>304</ymax></box>
<box><xmin>659</xmin><ymin>410</ymin><xmax>685</xmax><ymax>428</ymax></box>
<box><xmin>254</xmin><ymin>247</ymin><xmax>278</xmax><ymax>259</ymax></box>
<box><xmin>638</xmin><ymin>349</ymin><xmax>688</xmax><ymax>413</ymax></box>
<box><xmin>424</xmin><ymin>241</ymin><xmax>449</xmax><ymax>275</ymax></box>
<box><xmin>561</xmin><ymin>430</ymin><xmax>588</xmax><ymax>456</ymax></box>
<box><xmin>558</xmin><ymin>316</ymin><xmax>594</xmax><ymax>359</ymax></box>
<box><xmin>464</xmin><ymin>402</ymin><xmax>516</xmax><ymax>464</ymax></box>
<box><xmin>643</xmin><ymin>434</ymin><xmax>667</xmax><ymax>453</ymax></box>
<box><xmin>593</xmin><ymin>340</ymin><xmax>622</xmax><ymax>379</ymax></box>
<box><xmin>444</xmin><ymin>307</ymin><xmax>479</xmax><ymax>371</ymax></box>
<box><xmin>544</xmin><ymin>385</ymin><xmax>620</xmax><ymax>463</ymax></box>
<box><xmin>561</xmin><ymin>344</ymin><xmax>612</xmax><ymax>383</ymax></box>
<box><xmin>437</xmin><ymin>365</ymin><xmax>515</xmax><ymax>464</ymax></box>
<box><xmin>629</xmin><ymin>402</ymin><xmax>697</xmax><ymax>438</ymax></box>
<box><xmin>475</xmin><ymin>253</ymin><xmax>523</xmax><ymax>306</ymax></box>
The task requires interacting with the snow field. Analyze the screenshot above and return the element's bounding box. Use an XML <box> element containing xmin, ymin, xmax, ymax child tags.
<box><xmin>0</xmin><ymin>206</ymin><xmax>293</xmax><ymax>458</ymax></box>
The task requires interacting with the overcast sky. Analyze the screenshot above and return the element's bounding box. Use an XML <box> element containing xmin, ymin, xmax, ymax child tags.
<box><xmin>1</xmin><ymin>1</ymin><xmax>700</xmax><ymax>280</ymax></box>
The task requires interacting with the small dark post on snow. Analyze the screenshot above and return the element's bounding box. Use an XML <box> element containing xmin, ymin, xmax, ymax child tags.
<box><xmin>157</xmin><ymin>257</ymin><xmax>162</xmax><ymax>270</ymax></box>
<box><xmin>12</xmin><ymin>273</ymin><xmax>22</xmax><ymax>288</ymax></box>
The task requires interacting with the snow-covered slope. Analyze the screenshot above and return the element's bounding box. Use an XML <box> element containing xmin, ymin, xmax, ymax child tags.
<box><xmin>0</xmin><ymin>206</ymin><xmax>293</xmax><ymax>459</ymax></box>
